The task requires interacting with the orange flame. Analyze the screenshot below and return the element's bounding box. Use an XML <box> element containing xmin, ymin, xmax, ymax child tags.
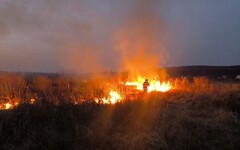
<box><xmin>95</xmin><ymin>90</ymin><xmax>123</xmax><ymax>104</ymax></box>
<box><xmin>30</xmin><ymin>99</ymin><xmax>36</xmax><ymax>104</ymax></box>
<box><xmin>5</xmin><ymin>103</ymin><xmax>12</xmax><ymax>109</ymax></box>
<box><xmin>0</xmin><ymin>98</ymin><xmax>20</xmax><ymax>110</ymax></box>
<box><xmin>125</xmin><ymin>76</ymin><xmax>172</xmax><ymax>93</ymax></box>
<box><xmin>109</xmin><ymin>90</ymin><xmax>122</xmax><ymax>104</ymax></box>
<box><xmin>94</xmin><ymin>75</ymin><xmax>172</xmax><ymax>104</ymax></box>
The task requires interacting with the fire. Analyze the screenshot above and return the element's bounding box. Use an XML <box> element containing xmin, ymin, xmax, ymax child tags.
<box><xmin>94</xmin><ymin>90</ymin><xmax>123</xmax><ymax>104</ymax></box>
<box><xmin>30</xmin><ymin>99</ymin><xmax>36</xmax><ymax>104</ymax></box>
<box><xmin>93</xmin><ymin>75</ymin><xmax>172</xmax><ymax>104</ymax></box>
<box><xmin>152</xmin><ymin>81</ymin><xmax>172</xmax><ymax>92</ymax></box>
<box><xmin>109</xmin><ymin>90</ymin><xmax>122</xmax><ymax>104</ymax></box>
<box><xmin>125</xmin><ymin>76</ymin><xmax>172</xmax><ymax>93</ymax></box>
<box><xmin>5</xmin><ymin>103</ymin><xmax>12</xmax><ymax>109</ymax></box>
<box><xmin>0</xmin><ymin>102</ymin><xmax>14</xmax><ymax>110</ymax></box>
<box><xmin>0</xmin><ymin>97</ymin><xmax>20</xmax><ymax>110</ymax></box>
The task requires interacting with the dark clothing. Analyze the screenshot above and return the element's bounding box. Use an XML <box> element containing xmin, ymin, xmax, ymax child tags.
<box><xmin>143</xmin><ymin>81</ymin><xmax>150</xmax><ymax>93</ymax></box>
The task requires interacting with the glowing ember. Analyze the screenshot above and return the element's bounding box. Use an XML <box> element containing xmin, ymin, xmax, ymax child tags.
<box><xmin>126</xmin><ymin>76</ymin><xmax>172</xmax><ymax>93</ymax></box>
<box><xmin>30</xmin><ymin>99</ymin><xmax>36</xmax><ymax>104</ymax></box>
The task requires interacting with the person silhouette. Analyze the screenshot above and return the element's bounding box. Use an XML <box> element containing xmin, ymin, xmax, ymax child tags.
<box><xmin>143</xmin><ymin>79</ymin><xmax>150</xmax><ymax>93</ymax></box>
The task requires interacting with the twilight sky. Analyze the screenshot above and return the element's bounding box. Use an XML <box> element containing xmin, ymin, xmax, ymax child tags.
<box><xmin>0</xmin><ymin>0</ymin><xmax>240</xmax><ymax>73</ymax></box>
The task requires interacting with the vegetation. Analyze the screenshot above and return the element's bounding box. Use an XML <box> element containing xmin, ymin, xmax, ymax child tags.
<box><xmin>0</xmin><ymin>91</ymin><xmax>239</xmax><ymax>150</ymax></box>
<box><xmin>0</xmin><ymin>70</ymin><xmax>239</xmax><ymax>150</ymax></box>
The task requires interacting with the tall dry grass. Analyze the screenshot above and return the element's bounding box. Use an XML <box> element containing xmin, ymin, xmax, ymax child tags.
<box><xmin>0</xmin><ymin>89</ymin><xmax>239</xmax><ymax>149</ymax></box>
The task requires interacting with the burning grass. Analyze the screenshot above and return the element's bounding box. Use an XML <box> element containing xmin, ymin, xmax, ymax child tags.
<box><xmin>0</xmin><ymin>90</ymin><xmax>240</xmax><ymax>149</ymax></box>
<box><xmin>125</xmin><ymin>75</ymin><xmax>172</xmax><ymax>93</ymax></box>
<box><xmin>92</xmin><ymin>75</ymin><xmax>172</xmax><ymax>104</ymax></box>
<box><xmin>0</xmin><ymin>73</ymin><xmax>240</xmax><ymax>149</ymax></box>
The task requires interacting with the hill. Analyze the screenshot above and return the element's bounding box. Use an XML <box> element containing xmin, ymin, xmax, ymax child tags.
<box><xmin>166</xmin><ymin>65</ymin><xmax>240</xmax><ymax>79</ymax></box>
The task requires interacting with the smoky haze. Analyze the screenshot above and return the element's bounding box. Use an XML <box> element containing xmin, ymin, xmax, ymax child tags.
<box><xmin>0</xmin><ymin>0</ymin><xmax>239</xmax><ymax>73</ymax></box>
<box><xmin>115</xmin><ymin>0</ymin><xmax>168</xmax><ymax>78</ymax></box>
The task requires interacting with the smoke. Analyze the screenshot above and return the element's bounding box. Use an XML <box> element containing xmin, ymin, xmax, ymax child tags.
<box><xmin>116</xmin><ymin>0</ymin><xmax>168</xmax><ymax>79</ymax></box>
<box><xmin>59</xmin><ymin>42</ymin><xmax>103</xmax><ymax>74</ymax></box>
<box><xmin>0</xmin><ymin>0</ymin><xmax>239</xmax><ymax>73</ymax></box>
<box><xmin>0</xmin><ymin>0</ymin><xmax>169</xmax><ymax>74</ymax></box>
<box><xmin>57</xmin><ymin>0</ymin><xmax>169</xmax><ymax>75</ymax></box>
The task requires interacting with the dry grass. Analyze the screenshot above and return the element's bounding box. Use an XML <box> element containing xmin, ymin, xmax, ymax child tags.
<box><xmin>0</xmin><ymin>88</ymin><xmax>239</xmax><ymax>150</ymax></box>
<box><xmin>0</xmin><ymin>73</ymin><xmax>240</xmax><ymax>149</ymax></box>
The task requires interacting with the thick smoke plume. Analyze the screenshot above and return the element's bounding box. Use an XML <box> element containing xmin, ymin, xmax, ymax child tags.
<box><xmin>0</xmin><ymin>0</ymin><xmax>169</xmax><ymax>74</ymax></box>
<box><xmin>116</xmin><ymin>0</ymin><xmax>168</xmax><ymax>79</ymax></box>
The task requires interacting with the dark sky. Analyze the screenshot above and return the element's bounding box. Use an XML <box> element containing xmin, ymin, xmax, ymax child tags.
<box><xmin>0</xmin><ymin>0</ymin><xmax>240</xmax><ymax>73</ymax></box>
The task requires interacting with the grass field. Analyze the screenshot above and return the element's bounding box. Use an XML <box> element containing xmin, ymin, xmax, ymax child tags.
<box><xmin>0</xmin><ymin>89</ymin><xmax>239</xmax><ymax>150</ymax></box>
<box><xmin>0</xmin><ymin>66</ymin><xmax>240</xmax><ymax>149</ymax></box>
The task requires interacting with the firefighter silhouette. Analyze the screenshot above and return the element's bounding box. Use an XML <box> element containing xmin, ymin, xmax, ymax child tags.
<box><xmin>143</xmin><ymin>79</ymin><xmax>150</xmax><ymax>93</ymax></box>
